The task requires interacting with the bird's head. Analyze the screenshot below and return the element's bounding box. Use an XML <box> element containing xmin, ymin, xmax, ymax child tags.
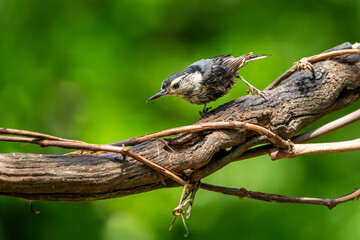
<box><xmin>148</xmin><ymin>71</ymin><xmax>195</xmax><ymax>101</ymax></box>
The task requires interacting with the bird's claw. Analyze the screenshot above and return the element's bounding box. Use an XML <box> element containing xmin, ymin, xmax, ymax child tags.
<box><xmin>247</xmin><ymin>87</ymin><xmax>268</xmax><ymax>100</ymax></box>
<box><xmin>199</xmin><ymin>106</ymin><xmax>212</xmax><ymax>118</ymax></box>
<box><xmin>238</xmin><ymin>75</ymin><xmax>268</xmax><ymax>100</ymax></box>
<box><xmin>294</xmin><ymin>58</ymin><xmax>315</xmax><ymax>72</ymax></box>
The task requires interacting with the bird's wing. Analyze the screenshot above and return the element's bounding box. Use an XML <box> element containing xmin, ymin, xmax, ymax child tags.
<box><xmin>211</xmin><ymin>53</ymin><xmax>253</xmax><ymax>74</ymax></box>
<box><xmin>246</xmin><ymin>54</ymin><xmax>270</xmax><ymax>62</ymax></box>
<box><xmin>203</xmin><ymin>53</ymin><xmax>269</xmax><ymax>85</ymax></box>
<box><xmin>201</xmin><ymin>57</ymin><xmax>235</xmax><ymax>85</ymax></box>
<box><xmin>210</xmin><ymin>54</ymin><xmax>233</xmax><ymax>60</ymax></box>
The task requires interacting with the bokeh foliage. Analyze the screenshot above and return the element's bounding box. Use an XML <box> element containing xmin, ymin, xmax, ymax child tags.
<box><xmin>0</xmin><ymin>0</ymin><xmax>359</xmax><ymax>239</ymax></box>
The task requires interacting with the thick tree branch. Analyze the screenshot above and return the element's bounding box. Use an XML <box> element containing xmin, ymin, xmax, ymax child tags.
<box><xmin>0</xmin><ymin>135</ymin><xmax>187</xmax><ymax>186</ymax></box>
<box><xmin>0</xmin><ymin>42</ymin><xmax>359</xmax><ymax>201</ymax></box>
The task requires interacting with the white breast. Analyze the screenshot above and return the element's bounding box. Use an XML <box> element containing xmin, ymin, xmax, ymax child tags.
<box><xmin>188</xmin><ymin>71</ymin><xmax>203</xmax><ymax>89</ymax></box>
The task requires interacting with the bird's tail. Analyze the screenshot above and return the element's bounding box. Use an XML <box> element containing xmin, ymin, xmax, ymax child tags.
<box><xmin>246</xmin><ymin>53</ymin><xmax>271</xmax><ymax>62</ymax></box>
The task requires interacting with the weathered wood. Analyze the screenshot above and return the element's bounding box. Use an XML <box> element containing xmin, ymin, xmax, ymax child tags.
<box><xmin>0</xmin><ymin>43</ymin><xmax>359</xmax><ymax>201</ymax></box>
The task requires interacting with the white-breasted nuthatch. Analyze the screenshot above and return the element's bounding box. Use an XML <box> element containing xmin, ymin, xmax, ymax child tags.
<box><xmin>148</xmin><ymin>53</ymin><xmax>269</xmax><ymax>116</ymax></box>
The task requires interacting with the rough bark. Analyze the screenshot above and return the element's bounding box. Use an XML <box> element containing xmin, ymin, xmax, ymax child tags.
<box><xmin>0</xmin><ymin>43</ymin><xmax>359</xmax><ymax>201</ymax></box>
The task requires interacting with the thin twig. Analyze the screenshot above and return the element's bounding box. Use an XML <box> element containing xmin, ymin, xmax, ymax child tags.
<box><xmin>270</xmin><ymin>138</ymin><xmax>360</xmax><ymax>160</ymax></box>
<box><xmin>170</xmin><ymin>181</ymin><xmax>191</xmax><ymax>231</ymax></box>
<box><xmin>200</xmin><ymin>183</ymin><xmax>360</xmax><ymax>210</ymax></box>
<box><xmin>29</xmin><ymin>200</ymin><xmax>40</xmax><ymax>214</ymax></box>
<box><xmin>185</xmin><ymin>182</ymin><xmax>200</xmax><ymax>218</ymax></box>
<box><xmin>307</xmin><ymin>49</ymin><xmax>360</xmax><ymax>62</ymax></box>
<box><xmin>292</xmin><ymin>109</ymin><xmax>360</xmax><ymax>143</ymax></box>
<box><xmin>0</xmin><ymin>128</ymin><xmax>81</xmax><ymax>142</ymax></box>
<box><xmin>170</xmin><ymin>181</ymin><xmax>200</xmax><ymax>230</ymax></box>
<box><xmin>265</xmin><ymin>65</ymin><xmax>297</xmax><ymax>91</ymax></box>
<box><xmin>110</xmin><ymin>121</ymin><xmax>292</xmax><ymax>149</ymax></box>
<box><xmin>265</xmin><ymin>48</ymin><xmax>360</xmax><ymax>90</ymax></box>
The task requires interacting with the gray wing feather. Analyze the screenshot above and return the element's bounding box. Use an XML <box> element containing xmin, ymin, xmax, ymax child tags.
<box><xmin>211</xmin><ymin>53</ymin><xmax>252</xmax><ymax>73</ymax></box>
<box><xmin>185</xmin><ymin>53</ymin><xmax>269</xmax><ymax>86</ymax></box>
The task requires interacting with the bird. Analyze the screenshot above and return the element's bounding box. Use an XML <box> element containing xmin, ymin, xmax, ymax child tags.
<box><xmin>148</xmin><ymin>52</ymin><xmax>270</xmax><ymax>116</ymax></box>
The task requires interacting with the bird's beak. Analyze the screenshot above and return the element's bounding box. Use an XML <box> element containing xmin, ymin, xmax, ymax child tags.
<box><xmin>148</xmin><ymin>90</ymin><xmax>168</xmax><ymax>101</ymax></box>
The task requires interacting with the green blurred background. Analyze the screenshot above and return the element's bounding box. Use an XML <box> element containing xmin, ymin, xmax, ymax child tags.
<box><xmin>0</xmin><ymin>0</ymin><xmax>359</xmax><ymax>239</ymax></box>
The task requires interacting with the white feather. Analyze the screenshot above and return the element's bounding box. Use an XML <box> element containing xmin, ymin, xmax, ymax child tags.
<box><xmin>187</xmin><ymin>71</ymin><xmax>203</xmax><ymax>89</ymax></box>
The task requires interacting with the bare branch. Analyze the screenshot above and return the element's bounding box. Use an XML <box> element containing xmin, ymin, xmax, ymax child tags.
<box><xmin>200</xmin><ymin>183</ymin><xmax>360</xmax><ymax>210</ymax></box>
<box><xmin>0</xmin><ymin>136</ymin><xmax>187</xmax><ymax>186</ymax></box>
<box><xmin>0</xmin><ymin>128</ymin><xmax>82</xmax><ymax>142</ymax></box>
<box><xmin>308</xmin><ymin>49</ymin><xmax>360</xmax><ymax>62</ymax></box>
<box><xmin>291</xmin><ymin>109</ymin><xmax>360</xmax><ymax>143</ymax></box>
<box><xmin>270</xmin><ymin>138</ymin><xmax>360</xmax><ymax>160</ymax></box>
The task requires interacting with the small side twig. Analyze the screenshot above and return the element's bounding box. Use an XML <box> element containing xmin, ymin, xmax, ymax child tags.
<box><xmin>29</xmin><ymin>200</ymin><xmax>40</xmax><ymax>214</ymax></box>
<box><xmin>291</xmin><ymin>109</ymin><xmax>360</xmax><ymax>143</ymax></box>
<box><xmin>170</xmin><ymin>181</ymin><xmax>200</xmax><ymax>231</ymax></box>
<box><xmin>170</xmin><ymin>181</ymin><xmax>191</xmax><ymax>231</ymax></box>
<box><xmin>270</xmin><ymin>138</ymin><xmax>360</xmax><ymax>160</ymax></box>
<box><xmin>200</xmin><ymin>183</ymin><xmax>360</xmax><ymax>210</ymax></box>
<box><xmin>0</xmin><ymin>128</ymin><xmax>83</xmax><ymax>143</ymax></box>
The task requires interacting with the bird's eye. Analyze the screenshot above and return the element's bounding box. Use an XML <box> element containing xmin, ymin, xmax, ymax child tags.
<box><xmin>173</xmin><ymin>82</ymin><xmax>180</xmax><ymax>89</ymax></box>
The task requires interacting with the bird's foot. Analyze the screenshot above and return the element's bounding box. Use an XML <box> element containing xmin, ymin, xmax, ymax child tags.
<box><xmin>199</xmin><ymin>106</ymin><xmax>212</xmax><ymax>118</ymax></box>
<box><xmin>238</xmin><ymin>75</ymin><xmax>268</xmax><ymax>100</ymax></box>
<box><xmin>247</xmin><ymin>87</ymin><xmax>268</xmax><ymax>100</ymax></box>
<box><xmin>294</xmin><ymin>58</ymin><xmax>315</xmax><ymax>72</ymax></box>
